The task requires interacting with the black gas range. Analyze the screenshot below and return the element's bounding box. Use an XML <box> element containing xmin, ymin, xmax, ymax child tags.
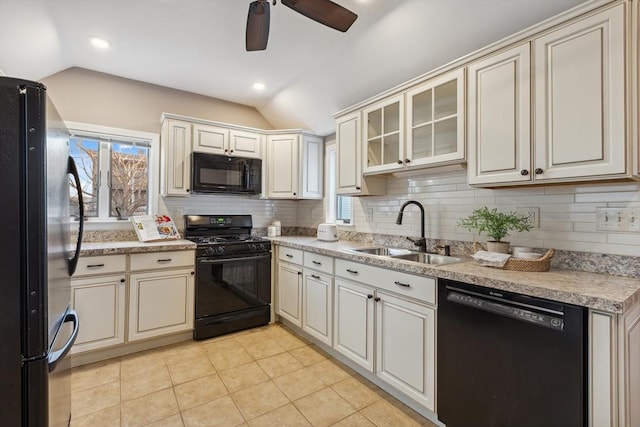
<box><xmin>184</xmin><ymin>215</ymin><xmax>271</xmax><ymax>340</ymax></box>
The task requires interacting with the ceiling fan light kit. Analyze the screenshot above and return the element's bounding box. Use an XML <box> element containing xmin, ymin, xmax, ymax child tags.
<box><xmin>246</xmin><ymin>0</ymin><xmax>358</xmax><ymax>51</ymax></box>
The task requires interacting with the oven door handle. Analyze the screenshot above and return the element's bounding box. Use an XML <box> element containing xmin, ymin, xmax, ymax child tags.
<box><xmin>199</xmin><ymin>254</ymin><xmax>270</xmax><ymax>263</ymax></box>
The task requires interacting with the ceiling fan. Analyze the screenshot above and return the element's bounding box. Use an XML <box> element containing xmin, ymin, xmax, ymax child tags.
<box><xmin>246</xmin><ymin>0</ymin><xmax>358</xmax><ymax>51</ymax></box>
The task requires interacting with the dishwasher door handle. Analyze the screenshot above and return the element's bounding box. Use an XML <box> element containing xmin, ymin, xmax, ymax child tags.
<box><xmin>446</xmin><ymin>287</ymin><xmax>565</xmax><ymax>331</ymax></box>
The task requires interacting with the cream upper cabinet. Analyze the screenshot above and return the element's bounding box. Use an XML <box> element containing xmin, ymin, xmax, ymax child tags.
<box><xmin>229</xmin><ymin>129</ymin><xmax>262</xmax><ymax>159</ymax></box>
<box><xmin>406</xmin><ymin>68</ymin><xmax>465</xmax><ymax>168</ymax></box>
<box><xmin>161</xmin><ymin>119</ymin><xmax>192</xmax><ymax>196</ymax></box>
<box><xmin>335</xmin><ymin>112</ymin><xmax>386</xmax><ymax>196</ymax></box>
<box><xmin>267</xmin><ymin>133</ymin><xmax>299</xmax><ymax>199</ymax></box>
<box><xmin>193</xmin><ymin>124</ymin><xmax>261</xmax><ymax>158</ymax></box>
<box><xmin>192</xmin><ymin>123</ymin><xmax>229</xmax><ymax>155</ymax></box>
<box><xmin>300</xmin><ymin>134</ymin><xmax>324</xmax><ymax>199</ymax></box>
<box><xmin>267</xmin><ymin>132</ymin><xmax>324</xmax><ymax>199</ymax></box>
<box><xmin>533</xmin><ymin>4</ymin><xmax>626</xmax><ymax>182</ymax></box>
<box><xmin>468</xmin><ymin>4</ymin><xmax>627</xmax><ymax>186</ymax></box>
<box><xmin>363</xmin><ymin>94</ymin><xmax>404</xmax><ymax>174</ymax></box>
<box><xmin>467</xmin><ymin>43</ymin><xmax>532</xmax><ymax>185</ymax></box>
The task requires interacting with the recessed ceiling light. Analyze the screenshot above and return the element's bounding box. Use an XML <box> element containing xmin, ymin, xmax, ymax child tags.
<box><xmin>253</xmin><ymin>82</ymin><xmax>265</xmax><ymax>91</ymax></box>
<box><xmin>90</xmin><ymin>37</ymin><xmax>110</xmax><ymax>49</ymax></box>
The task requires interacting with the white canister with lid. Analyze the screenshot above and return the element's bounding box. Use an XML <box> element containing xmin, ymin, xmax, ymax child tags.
<box><xmin>272</xmin><ymin>221</ymin><xmax>281</xmax><ymax>236</ymax></box>
<box><xmin>267</xmin><ymin>225</ymin><xmax>277</xmax><ymax>237</ymax></box>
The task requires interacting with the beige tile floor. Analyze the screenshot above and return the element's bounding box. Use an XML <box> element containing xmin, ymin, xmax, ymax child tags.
<box><xmin>71</xmin><ymin>324</ymin><xmax>438</xmax><ymax>427</ymax></box>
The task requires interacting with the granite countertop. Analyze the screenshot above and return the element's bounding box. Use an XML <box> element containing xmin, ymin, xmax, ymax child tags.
<box><xmin>269</xmin><ymin>236</ymin><xmax>640</xmax><ymax>314</ymax></box>
<box><xmin>78</xmin><ymin>239</ymin><xmax>196</xmax><ymax>256</ymax></box>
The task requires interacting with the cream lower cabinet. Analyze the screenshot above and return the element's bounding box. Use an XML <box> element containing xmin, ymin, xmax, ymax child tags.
<box><xmin>70</xmin><ymin>274</ymin><xmax>126</xmax><ymax>354</ymax></box>
<box><xmin>333</xmin><ymin>259</ymin><xmax>436</xmax><ymax>411</ymax></box>
<box><xmin>302</xmin><ymin>270</ymin><xmax>333</xmax><ymax>347</ymax></box>
<box><xmin>71</xmin><ymin>250</ymin><xmax>195</xmax><ymax>354</ymax></box>
<box><xmin>277</xmin><ymin>261</ymin><xmax>303</xmax><ymax>327</ymax></box>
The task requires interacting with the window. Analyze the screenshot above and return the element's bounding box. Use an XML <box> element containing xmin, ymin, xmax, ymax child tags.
<box><xmin>67</xmin><ymin>122</ymin><xmax>159</xmax><ymax>221</ymax></box>
<box><xmin>326</xmin><ymin>145</ymin><xmax>353</xmax><ymax>224</ymax></box>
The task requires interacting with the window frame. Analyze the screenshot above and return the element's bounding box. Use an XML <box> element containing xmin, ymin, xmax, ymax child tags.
<box><xmin>325</xmin><ymin>144</ymin><xmax>353</xmax><ymax>226</ymax></box>
<box><xmin>66</xmin><ymin>121</ymin><xmax>159</xmax><ymax>230</ymax></box>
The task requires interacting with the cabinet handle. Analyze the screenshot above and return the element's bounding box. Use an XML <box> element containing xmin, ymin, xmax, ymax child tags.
<box><xmin>297</xmin><ymin>271</ymin><xmax>303</xmax><ymax>276</ymax></box>
<box><xmin>405</xmin><ymin>159</ymin><xmax>410</xmax><ymax>163</ymax></box>
<box><xmin>355</xmin><ymin>186</ymin><xmax>361</xmax><ymax>190</ymax></box>
<box><xmin>312</xmin><ymin>260</ymin><xmax>321</xmax><ymax>265</ymax></box>
<box><xmin>374</xmin><ymin>297</ymin><xmax>381</xmax><ymax>302</ymax></box>
<box><xmin>86</xmin><ymin>264</ymin><xmax>105</xmax><ymax>268</ymax></box>
<box><xmin>285</xmin><ymin>254</ymin><xmax>294</xmax><ymax>258</ymax></box>
<box><xmin>346</xmin><ymin>269</ymin><xmax>358</xmax><ymax>274</ymax></box>
<box><xmin>397</xmin><ymin>160</ymin><xmax>403</xmax><ymax>165</ymax></box>
<box><xmin>394</xmin><ymin>281</ymin><xmax>411</xmax><ymax>288</ymax></box>
<box><xmin>157</xmin><ymin>258</ymin><xmax>172</xmax><ymax>263</ymax></box>
<box><xmin>520</xmin><ymin>169</ymin><xmax>529</xmax><ymax>176</ymax></box>
<box><xmin>120</xmin><ymin>278</ymin><xmax>125</xmax><ymax>283</ymax></box>
<box><xmin>311</xmin><ymin>274</ymin><xmax>320</xmax><ymax>279</ymax></box>
<box><xmin>535</xmin><ymin>168</ymin><xmax>543</xmax><ymax>175</ymax></box>
<box><xmin>367</xmin><ymin>294</ymin><xmax>373</xmax><ymax>299</ymax></box>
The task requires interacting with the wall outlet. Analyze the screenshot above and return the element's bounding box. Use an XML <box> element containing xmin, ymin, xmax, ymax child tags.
<box><xmin>516</xmin><ymin>207</ymin><xmax>539</xmax><ymax>228</ymax></box>
<box><xmin>365</xmin><ymin>208</ymin><xmax>374</xmax><ymax>222</ymax></box>
<box><xmin>272</xmin><ymin>207</ymin><xmax>278</xmax><ymax>219</ymax></box>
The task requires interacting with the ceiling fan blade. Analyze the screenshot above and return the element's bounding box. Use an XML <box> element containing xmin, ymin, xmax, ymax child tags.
<box><xmin>281</xmin><ymin>0</ymin><xmax>357</xmax><ymax>33</ymax></box>
<box><xmin>246</xmin><ymin>0</ymin><xmax>270</xmax><ymax>51</ymax></box>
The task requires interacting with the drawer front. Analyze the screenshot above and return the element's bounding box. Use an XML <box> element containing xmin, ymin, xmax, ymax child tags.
<box><xmin>75</xmin><ymin>255</ymin><xmax>126</xmax><ymax>276</ymax></box>
<box><xmin>279</xmin><ymin>247</ymin><xmax>303</xmax><ymax>265</ymax></box>
<box><xmin>303</xmin><ymin>252</ymin><xmax>334</xmax><ymax>275</ymax></box>
<box><xmin>335</xmin><ymin>259</ymin><xmax>435</xmax><ymax>305</ymax></box>
<box><xmin>130</xmin><ymin>250</ymin><xmax>195</xmax><ymax>272</ymax></box>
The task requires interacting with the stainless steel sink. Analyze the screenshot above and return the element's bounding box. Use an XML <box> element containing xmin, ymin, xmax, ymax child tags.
<box><xmin>348</xmin><ymin>247</ymin><xmax>463</xmax><ymax>265</ymax></box>
<box><xmin>350</xmin><ymin>247</ymin><xmax>413</xmax><ymax>256</ymax></box>
<box><xmin>390</xmin><ymin>252</ymin><xmax>463</xmax><ymax>265</ymax></box>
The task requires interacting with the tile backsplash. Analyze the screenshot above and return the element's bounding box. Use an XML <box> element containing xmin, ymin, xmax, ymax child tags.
<box><xmin>298</xmin><ymin>170</ymin><xmax>640</xmax><ymax>257</ymax></box>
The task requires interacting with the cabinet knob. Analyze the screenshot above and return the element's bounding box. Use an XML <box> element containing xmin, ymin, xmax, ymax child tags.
<box><xmin>405</xmin><ymin>159</ymin><xmax>410</xmax><ymax>163</ymax></box>
<box><xmin>190</xmin><ymin>271</ymin><xmax>195</xmax><ymax>275</ymax></box>
<box><xmin>120</xmin><ymin>278</ymin><xmax>125</xmax><ymax>283</ymax></box>
<box><xmin>374</xmin><ymin>297</ymin><xmax>381</xmax><ymax>302</ymax></box>
<box><xmin>293</xmin><ymin>192</ymin><xmax>296</xmax><ymax>196</ymax></box>
<box><xmin>397</xmin><ymin>160</ymin><xmax>403</xmax><ymax>165</ymax></box>
<box><xmin>186</xmin><ymin>189</ymin><xmax>190</xmax><ymax>192</ymax></box>
<box><xmin>355</xmin><ymin>186</ymin><xmax>361</xmax><ymax>190</ymax></box>
<box><xmin>535</xmin><ymin>168</ymin><xmax>543</xmax><ymax>175</ymax></box>
<box><xmin>297</xmin><ymin>271</ymin><xmax>303</xmax><ymax>276</ymax></box>
<box><xmin>230</xmin><ymin>150</ymin><xmax>234</xmax><ymax>153</ymax></box>
<box><xmin>520</xmin><ymin>169</ymin><xmax>529</xmax><ymax>176</ymax></box>
<box><xmin>367</xmin><ymin>294</ymin><xmax>373</xmax><ymax>299</ymax></box>
<box><xmin>224</xmin><ymin>149</ymin><xmax>228</xmax><ymax>153</ymax></box>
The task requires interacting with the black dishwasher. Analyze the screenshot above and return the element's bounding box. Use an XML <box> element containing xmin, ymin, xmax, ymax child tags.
<box><xmin>437</xmin><ymin>279</ymin><xmax>586</xmax><ymax>427</ymax></box>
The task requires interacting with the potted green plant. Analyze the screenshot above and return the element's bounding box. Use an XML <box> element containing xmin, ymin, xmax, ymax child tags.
<box><xmin>458</xmin><ymin>207</ymin><xmax>533</xmax><ymax>253</ymax></box>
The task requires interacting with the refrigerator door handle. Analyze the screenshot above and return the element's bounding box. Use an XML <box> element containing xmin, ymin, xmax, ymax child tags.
<box><xmin>48</xmin><ymin>309</ymin><xmax>79</xmax><ymax>373</ymax></box>
<box><xmin>67</xmin><ymin>156</ymin><xmax>84</xmax><ymax>276</ymax></box>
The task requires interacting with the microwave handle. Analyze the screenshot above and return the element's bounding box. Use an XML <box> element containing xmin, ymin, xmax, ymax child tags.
<box><xmin>242</xmin><ymin>163</ymin><xmax>250</xmax><ymax>190</ymax></box>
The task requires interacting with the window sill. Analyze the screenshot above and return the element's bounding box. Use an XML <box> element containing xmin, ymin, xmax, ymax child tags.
<box><xmin>74</xmin><ymin>218</ymin><xmax>134</xmax><ymax>232</ymax></box>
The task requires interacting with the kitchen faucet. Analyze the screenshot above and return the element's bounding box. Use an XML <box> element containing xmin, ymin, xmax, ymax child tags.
<box><xmin>395</xmin><ymin>200</ymin><xmax>427</xmax><ymax>252</ymax></box>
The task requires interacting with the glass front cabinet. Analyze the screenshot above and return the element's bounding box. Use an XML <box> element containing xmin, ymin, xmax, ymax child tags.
<box><xmin>361</xmin><ymin>68</ymin><xmax>465</xmax><ymax>175</ymax></box>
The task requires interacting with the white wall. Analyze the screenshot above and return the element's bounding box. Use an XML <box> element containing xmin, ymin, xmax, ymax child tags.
<box><xmin>298</xmin><ymin>170</ymin><xmax>640</xmax><ymax>257</ymax></box>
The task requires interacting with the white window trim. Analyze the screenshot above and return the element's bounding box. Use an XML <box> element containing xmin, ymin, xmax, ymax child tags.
<box><xmin>66</xmin><ymin>121</ymin><xmax>159</xmax><ymax>230</ymax></box>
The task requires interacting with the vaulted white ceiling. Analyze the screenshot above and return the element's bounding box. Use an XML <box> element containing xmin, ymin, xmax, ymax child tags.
<box><xmin>0</xmin><ymin>0</ymin><xmax>585</xmax><ymax>135</ymax></box>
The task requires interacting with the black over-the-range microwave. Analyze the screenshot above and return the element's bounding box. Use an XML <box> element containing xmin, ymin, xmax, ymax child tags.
<box><xmin>191</xmin><ymin>152</ymin><xmax>262</xmax><ymax>194</ymax></box>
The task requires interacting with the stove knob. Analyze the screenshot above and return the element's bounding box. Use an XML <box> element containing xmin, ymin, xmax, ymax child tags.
<box><xmin>258</xmin><ymin>244</ymin><xmax>266</xmax><ymax>251</ymax></box>
<box><xmin>215</xmin><ymin>246</ymin><xmax>225</xmax><ymax>255</ymax></box>
<box><xmin>205</xmin><ymin>247</ymin><xmax>215</xmax><ymax>256</ymax></box>
<box><xmin>249</xmin><ymin>244</ymin><xmax>257</xmax><ymax>252</ymax></box>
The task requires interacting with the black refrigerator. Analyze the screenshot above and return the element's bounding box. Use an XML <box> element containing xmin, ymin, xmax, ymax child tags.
<box><xmin>0</xmin><ymin>77</ymin><xmax>84</xmax><ymax>426</ymax></box>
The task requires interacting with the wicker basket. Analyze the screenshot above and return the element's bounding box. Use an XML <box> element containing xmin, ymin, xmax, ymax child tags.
<box><xmin>473</xmin><ymin>242</ymin><xmax>555</xmax><ymax>272</ymax></box>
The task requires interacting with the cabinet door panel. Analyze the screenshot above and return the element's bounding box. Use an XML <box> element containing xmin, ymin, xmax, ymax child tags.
<box><xmin>333</xmin><ymin>279</ymin><xmax>374</xmax><ymax>372</ymax></box>
<box><xmin>129</xmin><ymin>269</ymin><xmax>194</xmax><ymax>341</ymax></box>
<box><xmin>467</xmin><ymin>43</ymin><xmax>531</xmax><ymax>185</ymax></box>
<box><xmin>229</xmin><ymin>130</ymin><xmax>261</xmax><ymax>158</ymax></box>
<box><xmin>277</xmin><ymin>262</ymin><xmax>303</xmax><ymax>327</ymax></box>
<box><xmin>193</xmin><ymin>124</ymin><xmax>228</xmax><ymax>154</ymax></box>
<box><xmin>336</xmin><ymin>112</ymin><xmax>362</xmax><ymax>193</ymax></box>
<box><xmin>163</xmin><ymin>120</ymin><xmax>192</xmax><ymax>195</ymax></box>
<box><xmin>303</xmin><ymin>271</ymin><xmax>333</xmax><ymax>346</ymax></box>
<box><xmin>376</xmin><ymin>291</ymin><xmax>434</xmax><ymax>411</ymax></box>
<box><xmin>268</xmin><ymin>134</ymin><xmax>298</xmax><ymax>198</ymax></box>
<box><xmin>70</xmin><ymin>275</ymin><xmax>125</xmax><ymax>353</ymax></box>
<box><xmin>534</xmin><ymin>5</ymin><xmax>626</xmax><ymax>180</ymax></box>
